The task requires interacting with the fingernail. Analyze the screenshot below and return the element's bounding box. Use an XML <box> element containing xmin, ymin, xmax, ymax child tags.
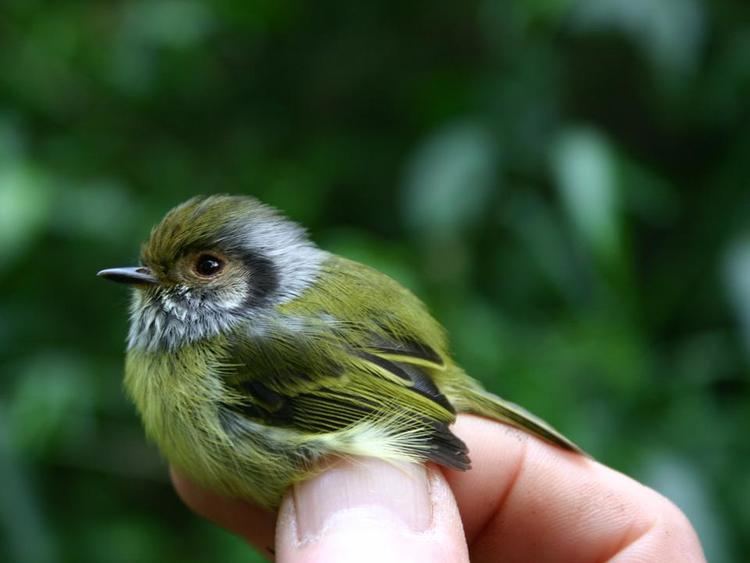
<box><xmin>293</xmin><ymin>458</ymin><xmax>432</xmax><ymax>542</ymax></box>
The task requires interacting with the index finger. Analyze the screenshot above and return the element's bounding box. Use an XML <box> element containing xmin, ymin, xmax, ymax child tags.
<box><xmin>445</xmin><ymin>415</ymin><xmax>705</xmax><ymax>562</ymax></box>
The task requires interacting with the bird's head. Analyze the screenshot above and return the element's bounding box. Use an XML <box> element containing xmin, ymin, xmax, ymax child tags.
<box><xmin>98</xmin><ymin>195</ymin><xmax>323</xmax><ymax>351</ymax></box>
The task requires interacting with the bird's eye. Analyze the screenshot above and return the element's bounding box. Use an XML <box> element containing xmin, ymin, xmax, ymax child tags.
<box><xmin>194</xmin><ymin>254</ymin><xmax>224</xmax><ymax>277</ymax></box>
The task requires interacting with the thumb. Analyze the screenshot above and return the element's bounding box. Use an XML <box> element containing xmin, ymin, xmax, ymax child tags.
<box><xmin>275</xmin><ymin>458</ymin><xmax>469</xmax><ymax>563</ymax></box>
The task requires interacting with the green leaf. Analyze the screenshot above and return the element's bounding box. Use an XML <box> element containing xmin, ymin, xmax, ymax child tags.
<box><xmin>402</xmin><ymin>121</ymin><xmax>497</xmax><ymax>238</ymax></box>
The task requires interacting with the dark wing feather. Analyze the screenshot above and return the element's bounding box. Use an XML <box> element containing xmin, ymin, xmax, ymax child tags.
<box><xmin>366</xmin><ymin>332</ymin><xmax>445</xmax><ymax>366</ymax></box>
<box><xmin>220</xmin><ymin>325</ymin><xmax>469</xmax><ymax>470</ymax></box>
<box><xmin>355</xmin><ymin>352</ymin><xmax>454</xmax><ymax>413</ymax></box>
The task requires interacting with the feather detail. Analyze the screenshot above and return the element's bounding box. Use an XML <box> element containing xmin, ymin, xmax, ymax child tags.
<box><xmin>123</xmin><ymin>216</ymin><xmax>580</xmax><ymax>510</ymax></box>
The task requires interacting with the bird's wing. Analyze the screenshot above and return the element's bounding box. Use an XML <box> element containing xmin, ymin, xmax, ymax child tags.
<box><xmin>219</xmin><ymin>321</ymin><xmax>470</xmax><ymax>470</ymax></box>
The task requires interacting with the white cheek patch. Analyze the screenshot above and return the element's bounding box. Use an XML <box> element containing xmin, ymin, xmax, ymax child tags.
<box><xmin>160</xmin><ymin>293</ymin><xmax>188</xmax><ymax>321</ymax></box>
<box><xmin>127</xmin><ymin>285</ymin><xmax>245</xmax><ymax>352</ymax></box>
<box><xmin>215</xmin><ymin>282</ymin><xmax>250</xmax><ymax>310</ymax></box>
<box><xmin>127</xmin><ymin>206</ymin><xmax>327</xmax><ymax>352</ymax></box>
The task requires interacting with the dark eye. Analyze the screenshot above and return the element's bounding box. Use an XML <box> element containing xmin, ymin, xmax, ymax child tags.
<box><xmin>194</xmin><ymin>254</ymin><xmax>224</xmax><ymax>277</ymax></box>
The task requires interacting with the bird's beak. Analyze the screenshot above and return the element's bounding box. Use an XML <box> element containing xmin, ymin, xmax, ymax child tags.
<box><xmin>97</xmin><ymin>266</ymin><xmax>158</xmax><ymax>286</ymax></box>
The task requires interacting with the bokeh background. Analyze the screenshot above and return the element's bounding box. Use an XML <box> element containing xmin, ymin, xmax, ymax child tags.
<box><xmin>1</xmin><ymin>1</ymin><xmax>748</xmax><ymax>561</ymax></box>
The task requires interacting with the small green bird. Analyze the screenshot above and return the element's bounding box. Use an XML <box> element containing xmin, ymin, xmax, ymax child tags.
<box><xmin>99</xmin><ymin>195</ymin><xmax>581</xmax><ymax>509</ymax></box>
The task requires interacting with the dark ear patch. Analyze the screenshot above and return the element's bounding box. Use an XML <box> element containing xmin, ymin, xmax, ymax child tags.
<box><xmin>168</xmin><ymin>225</ymin><xmax>280</xmax><ymax>304</ymax></box>
<box><xmin>237</xmin><ymin>249</ymin><xmax>279</xmax><ymax>305</ymax></box>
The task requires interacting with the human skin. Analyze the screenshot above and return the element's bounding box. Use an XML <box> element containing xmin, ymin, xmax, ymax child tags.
<box><xmin>172</xmin><ymin>415</ymin><xmax>706</xmax><ymax>563</ymax></box>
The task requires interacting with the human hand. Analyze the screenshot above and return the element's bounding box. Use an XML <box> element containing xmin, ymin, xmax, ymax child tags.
<box><xmin>171</xmin><ymin>415</ymin><xmax>706</xmax><ymax>562</ymax></box>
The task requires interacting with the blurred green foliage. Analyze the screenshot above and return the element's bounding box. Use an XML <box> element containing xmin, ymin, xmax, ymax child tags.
<box><xmin>1</xmin><ymin>1</ymin><xmax>748</xmax><ymax>561</ymax></box>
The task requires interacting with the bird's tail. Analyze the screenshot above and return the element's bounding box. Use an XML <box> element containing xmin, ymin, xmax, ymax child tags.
<box><xmin>454</xmin><ymin>386</ymin><xmax>586</xmax><ymax>455</ymax></box>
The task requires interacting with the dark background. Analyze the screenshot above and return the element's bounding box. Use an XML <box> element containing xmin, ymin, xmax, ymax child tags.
<box><xmin>1</xmin><ymin>1</ymin><xmax>748</xmax><ymax>562</ymax></box>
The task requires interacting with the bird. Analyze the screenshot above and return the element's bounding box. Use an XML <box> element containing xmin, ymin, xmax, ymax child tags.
<box><xmin>98</xmin><ymin>194</ymin><xmax>582</xmax><ymax>509</ymax></box>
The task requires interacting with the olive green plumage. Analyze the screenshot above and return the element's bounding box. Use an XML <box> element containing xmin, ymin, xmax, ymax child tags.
<box><xmin>103</xmin><ymin>195</ymin><xmax>582</xmax><ymax>509</ymax></box>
